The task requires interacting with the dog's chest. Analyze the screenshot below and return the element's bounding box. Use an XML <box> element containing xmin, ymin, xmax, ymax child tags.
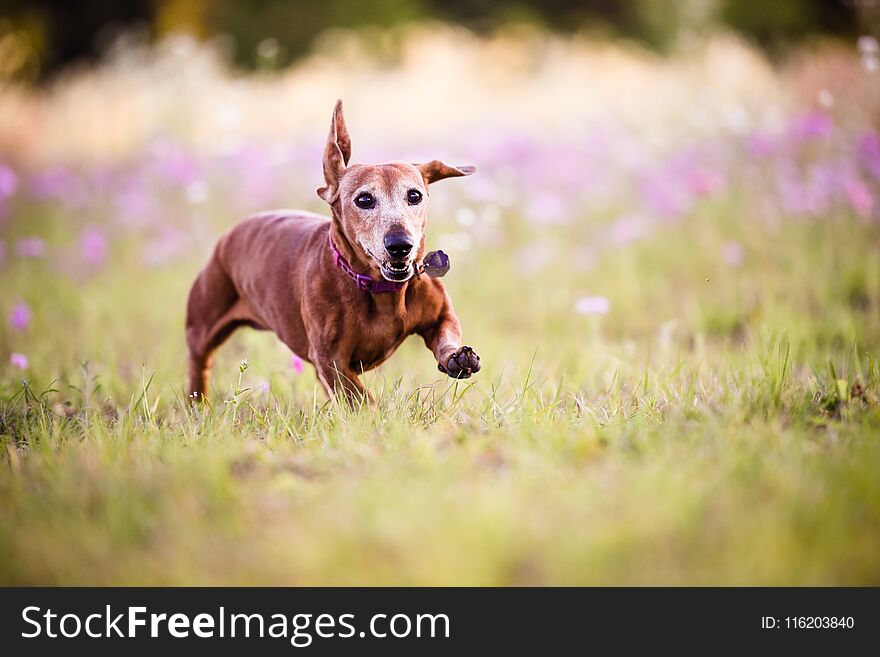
<box><xmin>348</xmin><ymin>307</ymin><xmax>424</xmax><ymax>371</ymax></box>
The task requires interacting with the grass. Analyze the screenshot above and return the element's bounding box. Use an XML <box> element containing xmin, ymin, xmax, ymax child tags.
<box><xmin>1</xmin><ymin>198</ymin><xmax>879</xmax><ymax>586</ymax></box>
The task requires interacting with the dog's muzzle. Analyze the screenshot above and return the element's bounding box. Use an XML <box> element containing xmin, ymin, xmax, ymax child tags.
<box><xmin>381</xmin><ymin>232</ymin><xmax>415</xmax><ymax>282</ymax></box>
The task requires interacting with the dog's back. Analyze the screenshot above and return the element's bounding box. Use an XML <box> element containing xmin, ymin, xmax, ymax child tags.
<box><xmin>185</xmin><ymin>211</ymin><xmax>327</xmax><ymax>396</ymax></box>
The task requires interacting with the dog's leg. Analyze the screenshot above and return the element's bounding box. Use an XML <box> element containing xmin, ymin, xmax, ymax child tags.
<box><xmin>185</xmin><ymin>255</ymin><xmax>242</xmax><ymax>400</ymax></box>
<box><xmin>419</xmin><ymin>305</ymin><xmax>481</xmax><ymax>379</ymax></box>
<box><xmin>311</xmin><ymin>354</ymin><xmax>371</xmax><ymax>404</ymax></box>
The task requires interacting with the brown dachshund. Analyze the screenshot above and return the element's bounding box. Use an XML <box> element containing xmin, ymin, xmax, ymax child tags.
<box><xmin>185</xmin><ymin>100</ymin><xmax>480</xmax><ymax>402</ymax></box>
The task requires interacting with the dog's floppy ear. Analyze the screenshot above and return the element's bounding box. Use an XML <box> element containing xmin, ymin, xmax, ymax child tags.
<box><xmin>416</xmin><ymin>160</ymin><xmax>476</xmax><ymax>185</ymax></box>
<box><xmin>317</xmin><ymin>99</ymin><xmax>352</xmax><ymax>203</ymax></box>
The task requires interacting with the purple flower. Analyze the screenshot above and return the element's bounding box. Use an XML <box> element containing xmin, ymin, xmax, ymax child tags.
<box><xmin>746</xmin><ymin>132</ymin><xmax>777</xmax><ymax>160</ymax></box>
<box><xmin>789</xmin><ymin>111</ymin><xmax>833</xmax><ymax>142</ymax></box>
<box><xmin>10</xmin><ymin>352</ymin><xmax>28</xmax><ymax>369</ymax></box>
<box><xmin>686</xmin><ymin>168</ymin><xmax>726</xmax><ymax>197</ymax></box>
<box><xmin>575</xmin><ymin>296</ymin><xmax>610</xmax><ymax>316</ymax></box>
<box><xmin>30</xmin><ymin>166</ymin><xmax>83</xmax><ymax>206</ymax></box>
<box><xmin>722</xmin><ymin>241</ymin><xmax>744</xmax><ymax>267</ymax></box>
<box><xmin>641</xmin><ymin>170</ymin><xmax>693</xmax><ymax>219</ymax></box>
<box><xmin>80</xmin><ymin>227</ymin><xmax>108</xmax><ymax>266</ymax></box>
<box><xmin>9</xmin><ymin>301</ymin><xmax>31</xmax><ymax>331</ymax></box>
<box><xmin>844</xmin><ymin>178</ymin><xmax>874</xmax><ymax>218</ymax></box>
<box><xmin>15</xmin><ymin>237</ymin><xmax>46</xmax><ymax>258</ymax></box>
<box><xmin>147</xmin><ymin>138</ymin><xmax>203</xmax><ymax>186</ymax></box>
<box><xmin>0</xmin><ymin>162</ymin><xmax>17</xmax><ymax>201</ymax></box>
<box><xmin>857</xmin><ymin>131</ymin><xmax>880</xmax><ymax>182</ymax></box>
<box><xmin>291</xmin><ymin>353</ymin><xmax>305</xmax><ymax>374</ymax></box>
<box><xmin>776</xmin><ymin>163</ymin><xmax>834</xmax><ymax>217</ymax></box>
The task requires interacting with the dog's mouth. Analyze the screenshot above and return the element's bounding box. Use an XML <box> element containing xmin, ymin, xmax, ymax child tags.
<box><xmin>380</xmin><ymin>260</ymin><xmax>414</xmax><ymax>282</ymax></box>
<box><xmin>362</xmin><ymin>243</ymin><xmax>415</xmax><ymax>282</ymax></box>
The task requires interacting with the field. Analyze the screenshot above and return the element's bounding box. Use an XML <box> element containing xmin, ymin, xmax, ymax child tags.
<box><xmin>1</xmin><ymin>27</ymin><xmax>879</xmax><ymax>585</ymax></box>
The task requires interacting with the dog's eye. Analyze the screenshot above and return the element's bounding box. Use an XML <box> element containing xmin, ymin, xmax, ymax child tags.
<box><xmin>354</xmin><ymin>193</ymin><xmax>375</xmax><ymax>209</ymax></box>
<box><xmin>407</xmin><ymin>189</ymin><xmax>423</xmax><ymax>205</ymax></box>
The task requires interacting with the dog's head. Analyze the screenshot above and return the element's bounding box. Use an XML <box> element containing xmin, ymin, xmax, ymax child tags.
<box><xmin>317</xmin><ymin>100</ymin><xmax>474</xmax><ymax>283</ymax></box>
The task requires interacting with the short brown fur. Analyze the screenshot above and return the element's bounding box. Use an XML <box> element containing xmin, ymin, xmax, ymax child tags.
<box><xmin>185</xmin><ymin>101</ymin><xmax>480</xmax><ymax>401</ymax></box>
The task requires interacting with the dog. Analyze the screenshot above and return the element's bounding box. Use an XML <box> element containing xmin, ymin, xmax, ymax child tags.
<box><xmin>185</xmin><ymin>100</ymin><xmax>480</xmax><ymax>402</ymax></box>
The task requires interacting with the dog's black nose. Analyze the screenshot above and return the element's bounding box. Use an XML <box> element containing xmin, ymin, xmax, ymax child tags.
<box><xmin>384</xmin><ymin>233</ymin><xmax>413</xmax><ymax>260</ymax></box>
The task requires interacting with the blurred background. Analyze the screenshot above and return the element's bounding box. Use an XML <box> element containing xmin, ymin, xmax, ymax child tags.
<box><xmin>0</xmin><ymin>0</ymin><xmax>873</xmax><ymax>80</ymax></box>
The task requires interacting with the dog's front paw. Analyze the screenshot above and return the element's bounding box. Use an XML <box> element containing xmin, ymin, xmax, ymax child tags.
<box><xmin>440</xmin><ymin>346</ymin><xmax>481</xmax><ymax>379</ymax></box>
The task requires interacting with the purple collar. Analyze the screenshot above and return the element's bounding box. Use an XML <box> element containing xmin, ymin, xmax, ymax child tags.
<box><xmin>328</xmin><ymin>233</ymin><xmax>406</xmax><ymax>294</ymax></box>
